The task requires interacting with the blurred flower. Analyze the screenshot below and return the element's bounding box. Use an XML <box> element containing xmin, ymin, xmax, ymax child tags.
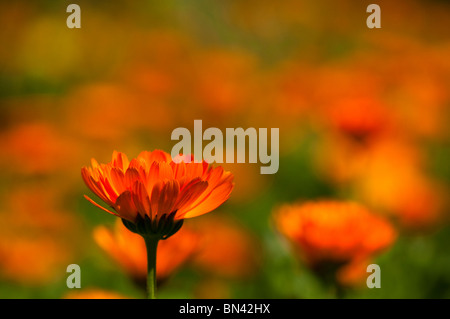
<box><xmin>336</xmin><ymin>257</ymin><xmax>373</xmax><ymax>288</ymax></box>
<box><xmin>321</xmin><ymin>97</ymin><xmax>391</xmax><ymax>142</ymax></box>
<box><xmin>93</xmin><ymin>220</ymin><xmax>199</xmax><ymax>285</ymax></box>
<box><xmin>397</xmin><ymin>74</ymin><xmax>448</xmax><ymax>139</ymax></box>
<box><xmin>314</xmin><ymin>132</ymin><xmax>445</xmax><ymax>229</ymax></box>
<box><xmin>190</xmin><ymin>215</ymin><xmax>261</xmax><ymax>279</ymax></box>
<box><xmin>0</xmin><ymin>186</ymin><xmax>80</xmax><ymax>233</ymax></box>
<box><xmin>64</xmin><ymin>289</ymin><xmax>128</xmax><ymax>299</ymax></box>
<box><xmin>366</xmin><ymin>34</ymin><xmax>450</xmax><ymax>140</ymax></box>
<box><xmin>0</xmin><ymin>236</ymin><xmax>71</xmax><ymax>285</ymax></box>
<box><xmin>274</xmin><ymin>201</ymin><xmax>396</xmax><ymax>272</ymax></box>
<box><xmin>82</xmin><ymin>150</ymin><xmax>234</xmax><ymax>224</ymax></box>
<box><xmin>64</xmin><ymin>84</ymin><xmax>142</xmax><ymax>141</ymax></box>
<box><xmin>190</xmin><ymin>50</ymin><xmax>257</xmax><ymax>115</ymax></box>
<box><xmin>313</xmin><ymin>134</ymin><xmax>369</xmax><ymax>184</ymax></box>
<box><xmin>0</xmin><ymin>184</ymin><xmax>82</xmax><ymax>286</ymax></box>
<box><xmin>267</xmin><ymin>62</ymin><xmax>313</xmax><ymax>119</ymax></box>
<box><xmin>0</xmin><ymin>122</ymin><xmax>77</xmax><ymax>175</ymax></box>
<box><xmin>311</xmin><ymin>65</ymin><xmax>383</xmax><ymax>112</ymax></box>
<box><xmin>219</xmin><ymin>163</ymin><xmax>267</xmax><ymax>203</ymax></box>
<box><xmin>353</xmin><ymin>139</ymin><xmax>445</xmax><ymax>229</ymax></box>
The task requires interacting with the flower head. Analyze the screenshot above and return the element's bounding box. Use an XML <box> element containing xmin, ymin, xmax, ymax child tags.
<box><xmin>82</xmin><ymin>150</ymin><xmax>234</xmax><ymax>238</ymax></box>
<box><xmin>274</xmin><ymin>201</ymin><xmax>396</xmax><ymax>268</ymax></box>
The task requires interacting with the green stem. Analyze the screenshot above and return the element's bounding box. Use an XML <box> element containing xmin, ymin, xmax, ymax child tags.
<box><xmin>143</xmin><ymin>236</ymin><xmax>159</xmax><ymax>299</ymax></box>
<box><xmin>335</xmin><ymin>282</ymin><xmax>345</xmax><ymax>299</ymax></box>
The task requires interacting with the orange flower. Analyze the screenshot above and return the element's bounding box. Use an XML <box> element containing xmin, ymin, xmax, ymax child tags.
<box><xmin>190</xmin><ymin>215</ymin><xmax>260</xmax><ymax>279</ymax></box>
<box><xmin>336</xmin><ymin>257</ymin><xmax>373</xmax><ymax>287</ymax></box>
<box><xmin>82</xmin><ymin>149</ymin><xmax>234</xmax><ymax>298</ymax></box>
<box><xmin>352</xmin><ymin>139</ymin><xmax>444</xmax><ymax>229</ymax></box>
<box><xmin>322</xmin><ymin>97</ymin><xmax>391</xmax><ymax>141</ymax></box>
<box><xmin>93</xmin><ymin>220</ymin><xmax>199</xmax><ymax>284</ymax></box>
<box><xmin>0</xmin><ymin>236</ymin><xmax>72</xmax><ymax>285</ymax></box>
<box><xmin>81</xmin><ymin>150</ymin><xmax>234</xmax><ymax>228</ymax></box>
<box><xmin>274</xmin><ymin>201</ymin><xmax>396</xmax><ymax>268</ymax></box>
<box><xmin>64</xmin><ymin>289</ymin><xmax>128</xmax><ymax>299</ymax></box>
<box><xmin>0</xmin><ymin>122</ymin><xmax>78</xmax><ymax>175</ymax></box>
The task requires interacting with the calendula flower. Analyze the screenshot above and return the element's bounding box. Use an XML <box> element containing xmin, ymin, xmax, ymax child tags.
<box><xmin>82</xmin><ymin>150</ymin><xmax>234</xmax><ymax>225</ymax></box>
<box><xmin>81</xmin><ymin>149</ymin><xmax>234</xmax><ymax>298</ymax></box>
<box><xmin>274</xmin><ymin>201</ymin><xmax>396</xmax><ymax>277</ymax></box>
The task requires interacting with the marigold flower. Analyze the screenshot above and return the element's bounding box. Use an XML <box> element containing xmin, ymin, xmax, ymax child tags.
<box><xmin>81</xmin><ymin>149</ymin><xmax>234</xmax><ymax>298</ymax></box>
<box><xmin>274</xmin><ymin>201</ymin><xmax>396</xmax><ymax>268</ymax></box>
<box><xmin>81</xmin><ymin>150</ymin><xmax>234</xmax><ymax>230</ymax></box>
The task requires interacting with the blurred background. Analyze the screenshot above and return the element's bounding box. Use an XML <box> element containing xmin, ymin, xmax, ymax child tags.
<box><xmin>0</xmin><ymin>0</ymin><xmax>449</xmax><ymax>298</ymax></box>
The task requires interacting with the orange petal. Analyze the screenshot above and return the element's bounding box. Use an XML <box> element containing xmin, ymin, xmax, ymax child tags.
<box><xmin>175</xmin><ymin>179</ymin><xmax>209</xmax><ymax>219</ymax></box>
<box><xmin>110</xmin><ymin>168</ymin><xmax>126</xmax><ymax>194</ymax></box>
<box><xmin>124</xmin><ymin>167</ymin><xmax>140</xmax><ymax>187</ymax></box>
<box><xmin>112</xmin><ymin>151</ymin><xmax>129</xmax><ymax>170</ymax></box>
<box><xmin>150</xmin><ymin>180</ymin><xmax>179</xmax><ymax>219</ymax></box>
<box><xmin>157</xmin><ymin>180</ymin><xmax>180</xmax><ymax>217</ymax></box>
<box><xmin>114</xmin><ymin>191</ymin><xmax>138</xmax><ymax>222</ymax></box>
<box><xmin>84</xmin><ymin>173</ymin><xmax>113</xmax><ymax>205</ymax></box>
<box><xmin>132</xmin><ymin>181</ymin><xmax>152</xmax><ymax>219</ymax></box>
<box><xmin>84</xmin><ymin>195</ymin><xmax>119</xmax><ymax>217</ymax></box>
<box><xmin>158</xmin><ymin>162</ymin><xmax>174</xmax><ymax>180</ymax></box>
<box><xmin>182</xmin><ymin>180</ymin><xmax>234</xmax><ymax>219</ymax></box>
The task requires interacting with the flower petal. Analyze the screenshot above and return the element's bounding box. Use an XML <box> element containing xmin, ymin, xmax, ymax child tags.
<box><xmin>84</xmin><ymin>195</ymin><xmax>119</xmax><ymax>217</ymax></box>
<box><xmin>132</xmin><ymin>181</ymin><xmax>152</xmax><ymax>219</ymax></box>
<box><xmin>114</xmin><ymin>191</ymin><xmax>138</xmax><ymax>222</ymax></box>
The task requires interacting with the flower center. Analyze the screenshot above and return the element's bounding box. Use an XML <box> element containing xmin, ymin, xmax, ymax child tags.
<box><xmin>122</xmin><ymin>211</ymin><xmax>184</xmax><ymax>240</ymax></box>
